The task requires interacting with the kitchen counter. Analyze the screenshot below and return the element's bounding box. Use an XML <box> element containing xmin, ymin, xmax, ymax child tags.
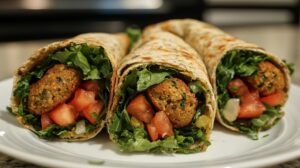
<box><xmin>0</xmin><ymin>24</ymin><xmax>299</xmax><ymax>167</ymax></box>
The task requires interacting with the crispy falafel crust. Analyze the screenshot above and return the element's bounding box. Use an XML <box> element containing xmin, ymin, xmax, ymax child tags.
<box><xmin>147</xmin><ymin>77</ymin><xmax>198</xmax><ymax>128</ymax></box>
<box><xmin>28</xmin><ymin>64</ymin><xmax>81</xmax><ymax>115</ymax></box>
<box><xmin>11</xmin><ymin>33</ymin><xmax>130</xmax><ymax>141</ymax></box>
<box><xmin>245</xmin><ymin>61</ymin><xmax>285</xmax><ymax>96</ymax></box>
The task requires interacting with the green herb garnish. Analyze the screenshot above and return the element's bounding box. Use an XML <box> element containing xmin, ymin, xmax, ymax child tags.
<box><xmin>180</xmin><ymin>93</ymin><xmax>187</xmax><ymax>110</ymax></box>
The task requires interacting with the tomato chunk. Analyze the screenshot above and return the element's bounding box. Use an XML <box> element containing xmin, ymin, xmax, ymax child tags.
<box><xmin>49</xmin><ymin>103</ymin><xmax>76</xmax><ymax>127</ymax></box>
<box><xmin>238</xmin><ymin>90</ymin><xmax>266</xmax><ymax>119</ymax></box>
<box><xmin>152</xmin><ymin>111</ymin><xmax>174</xmax><ymax>138</ymax></box>
<box><xmin>238</xmin><ymin>103</ymin><xmax>266</xmax><ymax>118</ymax></box>
<box><xmin>240</xmin><ymin>89</ymin><xmax>259</xmax><ymax>104</ymax></box>
<box><xmin>228</xmin><ymin>79</ymin><xmax>249</xmax><ymax>97</ymax></box>
<box><xmin>70</xmin><ymin>89</ymin><xmax>96</xmax><ymax>112</ymax></box>
<box><xmin>80</xmin><ymin>80</ymin><xmax>100</xmax><ymax>95</ymax></box>
<box><xmin>41</xmin><ymin>113</ymin><xmax>53</xmax><ymax>130</ymax></box>
<box><xmin>146</xmin><ymin>121</ymin><xmax>159</xmax><ymax>141</ymax></box>
<box><xmin>126</xmin><ymin>94</ymin><xmax>154</xmax><ymax>123</ymax></box>
<box><xmin>82</xmin><ymin>101</ymin><xmax>104</xmax><ymax>124</ymax></box>
<box><xmin>260</xmin><ymin>91</ymin><xmax>286</xmax><ymax>107</ymax></box>
<box><xmin>228</xmin><ymin>79</ymin><xmax>266</xmax><ymax>119</ymax></box>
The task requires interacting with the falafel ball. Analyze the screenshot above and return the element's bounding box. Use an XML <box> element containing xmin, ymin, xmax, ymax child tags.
<box><xmin>147</xmin><ymin>77</ymin><xmax>198</xmax><ymax>128</ymax></box>
<box><xmin>245</xmin><ymin>61</ymin><xmax>285</xmax><ymax>96</ymax></box>
<box><xmin>28</xmin><ymin>64</ymin><xmax>81</xmax><ymax>115</ymax></box>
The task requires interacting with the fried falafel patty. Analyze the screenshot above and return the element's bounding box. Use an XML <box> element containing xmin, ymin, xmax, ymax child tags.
<box><xmin>28</xmin><ymin>64</ymin><xmax>81</xmax><ymax>115</ymax></box>
<box><xmin>147</xmin><ymin>78</ymin><xmax>198</xmax><ymax>128</ymax></box>
<box><xmin>245</xmin><ymin>61</ymin><xmax>285</xmax><ymax>96</ymax></box>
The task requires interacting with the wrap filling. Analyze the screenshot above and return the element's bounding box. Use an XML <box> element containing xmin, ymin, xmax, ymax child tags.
<box><xmin>216</xmin><ymin>50</ymin><xmax>286</xmax><ymax>139</ymax></box>
<box><xmin>13</xmin><ymin>43</ymin><xmax>112</xmax><ymax>138</ymax></box>
<box><xmin>109</xmin><ymin>65</ymin><xmax>210</xmax><ymax>153</ymax></box>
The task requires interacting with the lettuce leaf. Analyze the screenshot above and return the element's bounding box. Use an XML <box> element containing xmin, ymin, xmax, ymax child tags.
<box><xmin>283</xmin><ymin>60</ymin><xmax>294</xmax><ymax>75</ymax></box>
<box><xmin>50</xmin><ymin>43</ymin><xmax>112</xmax><ymax>81</ymax></box>
<box><xmin>126</xmin><ymin>27</ymin><xmax>141</xmax><ymax>50</ymax></box>
<box><xmin>137</xmin><ymin>68</ymin><xmax>170</xmax><ymax>92</ymax></box>
<box><xmin>35</xmin><ymin>125</ymin><xmax>67</xmax><ymax>138</ymax></box>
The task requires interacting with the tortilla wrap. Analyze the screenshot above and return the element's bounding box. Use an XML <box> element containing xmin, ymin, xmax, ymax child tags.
<box><xmin>10</xmin><ymin>33</ymin><xmax>129</xmax><ymax>141</ymax></box>
<box><xmin>144</xmin><ymin>19</ymin><xmax>291</xmax><ymax>135</ymax></box>
<box><xmin>107</xmin><ymin>31</ymin><xmax>216</xmax><ymax>152</ymax></box>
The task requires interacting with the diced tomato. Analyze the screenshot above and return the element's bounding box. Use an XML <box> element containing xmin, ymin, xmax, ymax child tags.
<box><xmin>41</xmin><ymin>113</ymin><xmax>53</xmax><ymax>130</ymax></box>
<box><xmin>260</xmin><ymin>91</ymin><xmax>286</xmax><ymax>107</ymax></box>
<box><xmin>146</xmin><ymin>121</ymin><xmax>159</xmax><ymax>141</ymax></box>
<box><xmin>49</xmin><ymin>103</ymin><xmax>76</xmax><ymax>127</ymax></box>
<box><xmin>126</xmin><ymin>94</ymin><xmax>154</xmax><ymax>123</ymax></box>
<box><xmin>70</xmin><ymin>89</ymin><xmax>96</xmax><ymax>112</ymax></box>
<box><xmin>80</xmin><ymin>80</ymin><xmax>100</xmax><ymax>95</ymax></box>
<box><xmin>152</xmin><ymin>111</ymin><xmax>174</xmax><ymax>138</ymax></box>
<box><xmin>240</xmin><ymin>89</ymin><xmax>260</xmax><ymax>104</ymax></box>
<box><xmin>238</xmin><ymin>90</ymin><xmax>266</xmax><ymax>119</ymax></box>
<box><xmin>238</xmin><ymin>103</ymin><xmax>265</xmax><ymax>119</ymax></box>
<box><xmin>227</xmin><ymin>79</ymin><xmax>266</xmax><ymax>119</ymax></box>
<box><xmin>82</xmin><ymin>101</ymin><xmax>104</xmax><ymax>124</ymax></box>
<box><xmin>227</xmin><ymin>79</ymin><xmax>249</xmax><ymax>97</ymax></box>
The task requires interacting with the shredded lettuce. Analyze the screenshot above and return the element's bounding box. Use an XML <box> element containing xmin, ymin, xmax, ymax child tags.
<box><xmin>251</xmin><ymin>114</ymin><xmax>270</xmax><ymax>127</ymax></box>
<box><xmin>50</xmin><ymin>43</ymin><xmax>112</xmax><ymax>81</ymax></box>
<box><xmin>216</xmin><ymin>50</ymin><xmax>267</xmax><ymax>109</ymax></box>
<box><xmin>137</xmin><ymin>68</ymin><xmax>170</xmax><ymax>92</ymax></box>
<box><xmin>126</xmin><ymin>27</ymin><xmax>142</xmax><ymax>50</ymax></box>
<box><xmin>13</xmin><ymin>43</ymin><xmax>112</xmax><ymax>138</ymax></box>
<box><xmin>216</xmin><ymin>49</ymin><xmax>284</xmax><ymax>139</ymax></box>
<box><xmin>35</xmin><ymin>125</ymin><xmax>68</xmax><ymax>138</ymax></box>
<box><xmin>109</xmin><ymin>65</ymin><xmax>209</xmax><ymax>153</ymax></box>
<box><xmin>235</xmin><ymin>105</ymin><xmax>282</xmax><ymax>140</ymax></box>
<box><xmin>189</xmin><ymin>81</ymin><xmax>202</xmax><ymax>94</ymax></box>
<box><xmin>283</xmin><ymin>60</ymin><xmax>295</xmax><ymax>75</ymax></box>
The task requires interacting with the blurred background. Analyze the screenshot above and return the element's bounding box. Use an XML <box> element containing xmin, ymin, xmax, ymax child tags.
<box><xmin>0</xmin><ymin>0</ymin><xmax>299</xmax><ymax>84</ymax></box>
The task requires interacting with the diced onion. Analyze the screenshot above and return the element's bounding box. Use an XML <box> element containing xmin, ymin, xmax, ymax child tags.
<box><xmin>223</xmin><ymin>98</ymin><xmax>240</xmax><ymax>122</ymax></box>
<box><xmin>75</xmin><ymin>120</ymin><xmax>86</xmax><ymax>135</ymax></box>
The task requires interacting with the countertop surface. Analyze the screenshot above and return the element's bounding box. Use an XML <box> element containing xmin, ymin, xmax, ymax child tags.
<box><xmin>0</xmin><ymin>24</ymin><xmax>299</xmax><ymax>168</ymax></box>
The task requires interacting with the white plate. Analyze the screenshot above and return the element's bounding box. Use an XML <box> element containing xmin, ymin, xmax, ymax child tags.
<box><xmin>1</xmin><ymin>78</ymin><xmax>300</xmax><ymax>168</ymax></box>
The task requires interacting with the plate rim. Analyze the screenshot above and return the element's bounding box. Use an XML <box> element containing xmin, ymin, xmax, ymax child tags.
<box><xmin>1</xmin><ymin>136</ymin><xmax>300</xmax><ymax>168</ymax></box>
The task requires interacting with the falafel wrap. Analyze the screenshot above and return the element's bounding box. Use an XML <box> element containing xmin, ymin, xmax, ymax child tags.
<box><xmin>144</xmin><ymin>19</ymin><xmax>292</xmax><ymax>139</ymax></box>
<box><xmin>107</xmin><ymin>31</ymin><xmax>216</xmax><ymax>153</ymax></box>
<box><xmin>10</xmin><ymin>33</ymin><xmax>129</xmax><ymax>141</ymax></box>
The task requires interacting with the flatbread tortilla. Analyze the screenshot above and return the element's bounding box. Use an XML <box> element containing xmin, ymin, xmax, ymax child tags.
<box><xmin>10</xmin><ymin>33</ymin><xmax>129</xmax><ymax>141</ymax></box>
